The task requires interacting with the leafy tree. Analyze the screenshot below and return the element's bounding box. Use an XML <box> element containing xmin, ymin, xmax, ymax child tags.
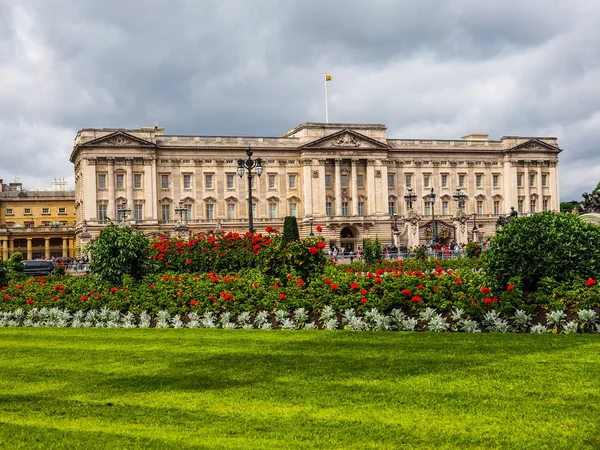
<box><xmin>87</xmin><ymin>224</ymin><xmax>153</xmax><ymax>285</ymax></box>
<box><xmin>362</xmin><ymin>238</ymin><xmax>383</xmax><ymax>265</ymax></box>
<box><xmin>282</xmin><ymin>216</ymin><xmax>300</xmax><ymax>244</ymax></box>
<box><xmin>560</xmin><ymin>201</ymin><xmax>579</xmax><ymax>213</ymax></box>
<box><xmin>7</xmin><ymin>252</ymin><xmax>25</xmax><ymax>274</ymax></box>
<box><xmin>485</xmin><ymin>211</ymin><xmax>600</xmax><ymax>291</ymax></box>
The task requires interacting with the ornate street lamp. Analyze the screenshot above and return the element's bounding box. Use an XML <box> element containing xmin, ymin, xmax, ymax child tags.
<box><xmin>472</xmin><ymin>212</ymin><xmax>479</xmax><ymax>242</ymax></box>
<box><xmin>174</xmin><ymin>200</ymin><xmax>187</xmax><ymax>221</ymax></box>
<box><xmin>117</xmin><ymin>201</ymin><xmax>131</xmax><ymax>223</ymax></box>
<box><xmin>308</xmin><ymin>216</ymin><xmax>314</xmax><ymax>237</ymax></box>
<box><xmin>390</xmin><ymin>212</ymin><xmax>399</xmax><ymax>247</ymax></box>
<box><xmin>453</xmin><ymin>187</ymin><xmax>466</xmax><ymax>210</ymax></box>
<box><xmin>429</xmin><ymin>188</ymin><xmax>437</xmax><ymax>246</ymax></box>
<box><xmin>237</xmin><ymin>147</ymin><xmax>263</xmax><ymax>234</ymax></box>
<box><xmin>404</xmin><ymin>186</ymin><xmax>417</xmax><ymax>209</ymax></box>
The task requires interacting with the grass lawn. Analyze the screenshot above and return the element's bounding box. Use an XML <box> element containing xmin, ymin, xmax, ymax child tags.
<box><xmin>0</xmin><ymin>330</ymin><xmax>599</xmax><ymax>449</ymax></box>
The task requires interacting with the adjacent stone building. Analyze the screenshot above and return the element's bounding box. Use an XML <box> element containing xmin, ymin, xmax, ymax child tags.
<box><xmin>0</xmin><ymin>180</ymin><xmax>76</xmax><ymax>260</ymax></box>
<box><xmin>70</xmin><ymin>122</ymin><xmax>561</xmax><ymax>252</ymax></box>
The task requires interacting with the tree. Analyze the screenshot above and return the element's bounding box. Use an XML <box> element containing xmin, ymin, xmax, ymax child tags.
<box><xmin>282</xmin><ymin>216</ymin><xmax>300</xmax><ymax>244</ymax></box>
<box><xmin>485</xmin><ymin>212</ymin><xmax>600</xmax><ymax>291</ymax></box>
<box><xmin>362</xmin><ymin>238</ymin><xmax>383</xmax><ymax>265</ymax></box>
<box><xmin>560</xmin><ymin>201</ymin><xmax>579</xmax><ymax>213</ymax></box>
<box><xmin>87</xmin><ymin>224</ymin><xmax>153</xmax><ymax>285</ymax></box>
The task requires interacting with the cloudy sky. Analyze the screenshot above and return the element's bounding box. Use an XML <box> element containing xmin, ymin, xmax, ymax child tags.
<box><xmin>1</xmin><ymin>0</ymin><xmax>599</xmax><ymax>200</ymax></box>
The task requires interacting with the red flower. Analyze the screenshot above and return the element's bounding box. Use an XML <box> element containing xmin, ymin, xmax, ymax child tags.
<box><xmin>279</xmin><ymin>293</ymin><xmax>287</xmax><ymax>300</ymax></box>
<box><xmin>436</xmin><ymin>267</ymin><xmax>443</xmax><ymax>273</ymax></box>
<box><xmin>308</xmin><ymin>247</ymin><xmax>318</xmax><ymax>255</ymax></box>
<box><xmin>81</xmin><ymin>295</ymin><xmax>88</xmax><ymax>302</ymax></box>
<box><xmin>16</xmin><ymin>285</ymin><xmax>24</xmax><ymax>290</ymax></box>
<box><xmin>287</xmin><ymin>274</ymin><xmax>294</xmax><ymax>280</ymax></box>
<box><xmin>471</xmin><ymin>299</ymin><xmax>477</xmax><ymax>306</ymax></box>
<box><xmin>434</xmin><ymin>286</ymin><xmax>439</xmax><ymax>292</ymax></box>
<box><xmin>351</xmin><ymin>282</ymin><xmax>359</xmax><ymax>290</ymax></box>
<box><xmin>52</xmin><ymin>295</ymin><xmax>58</xmax><ymax>301</ymax></box>
<box><xmin>163</xmin><ymin>275</ymin><xmax>170</xmax><ymax>281</ymax></box>
<box><xmin>110</xmin><ymin>287</ymin><xmax>118</xmax><ymax>294</ymax></box>
<box><xmin>374</xmin><ymin>277</ymin><xmax>383</xmax><ymax>284</ymax></box>
<box><xmin>507</xmin><ymin>285</ymin><xmax>515</xmax><ymax>291</ymax></box>
<box><xmin>411</xmin><ymin>295</ymin><xmax>422</xmax><ymax>303</ymax></box>
<box><xmin>361</xmin><ymin>298</ymin><xmax>368</xmax><ymax>305</ymax></box>
<box><xmin>586</xmin><ymin>278</ymin><xmax>596</xmax><ymax>287</ymax></box>
<box><xmin>361</xmin><ymin>288</ymin><xmax>367</xmax><ymax>296</ymax></box>
<box><xmin>324</xmin><ymin>279</ymin><xmax>332</xmax><ymax>284</ymax></box>
<box><xmin>149</xmin><ymin>284</ymin><xmax>154</xmax><ymax>289</ymax></box>
<box><xmin>96</xmin><ymin>295</ymin><xmax>102</xmax><ymax>300</ymax></box>
<box><xmin>455</xmin><ymin>278</ymin><xmax>462</xmax><ymax>284</ymax></box>
<box><xmin>253</xmin><ymin>283</ymin><xmax>259</xmax><ymax>288</ymax></box>
<box><xmin>224</xmin><ymin>293</ymin><xmax>233</xmax><ymax>301</ymax></box>
<box><xmin>316</xmin><ymin>225</ymin><xmax>323</xmax><ymax>232</ymax></box>
<box><xmin>297</xmin><ymin>279</ymin><xmax>304</xmax><ymax>287</ymax></box>
<box><xmin>481</xmin><ymin>287</ymin><xmax>491</xmax><ymax>295</ymax></box>
<box><xmin>191</xmin><ymin>300</ymin><xmax>198</xmax><ymax>306</ymax></box>
<box><xmin>317</xmin><ymin>242</ymin><xmax>326</xmax><ymax>249</ymax></box>
<box><xmin>26</xmin><ymin>299</ymin><xmax>33</xmax><ymax>304</ymax></box>
<box><xmin>265</xmin><ymin>226</ymin><xmax>273</xmax><ymax>232</ymax></box>
<box><xmin>417</xmin><ymin>284</ymin><xmax>423</xmax><ymax>289</ymax></box>
<box><xmin>331</xmin><ymin>284</ymin><xmax>339</xmax><ymax>290</ymax></box>
<box><xmin>185</xmin><ymin>259</ymin><xmax>192</xmax><ymax>265</ymax></box>
<box><xmin>484</xmin><ymin>297</ymin><xmax>492</xmax><ymax>305</ymax></box>
<box><xmin>402</xmin><ymin>289</ymin><xmax>411</xmax><ymax>296</ymax></box>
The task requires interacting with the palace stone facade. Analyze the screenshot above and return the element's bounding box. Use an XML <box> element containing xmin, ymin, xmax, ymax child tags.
<box><xmin>70</xmin><ymin>122</ymin><xmax>560</xmax><ymax>252</ymax></box>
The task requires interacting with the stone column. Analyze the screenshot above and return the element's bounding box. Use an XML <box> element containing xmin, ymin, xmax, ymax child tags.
<box><xmin>366</xmin><ymin>160</ymin><xmax>376</xmax><ymax>215</ymax></box>
<box><xmin>375</xmin><ymin>160</ymin><xmax>389</xmax><ymax>216</ymax></box>
<box><xmin>69</xmin><ymin>239</ymin><xmax>75</xmax><ymax>258</ymax></box>
<box><xmin>44</xmin><ymin>238</ymin><xmax>51</xmax><ymax>260</ymax></box>
<box><xmin>334</xmin><ymin>159</ymin><xmax>342</xmax><ymax>216</ymax></box>
<box><xmin>503</xmin><ymin>159</ymin><xmax>516</xmax><ymax>215</ymax></box>
<box><xmin>9</xmin><ymin>238</ymin><xmax>14</xmax><ymax>256</ymax></box>
<box><xmin>1</xmin><ymin>237</ymin><xmax>7</xmax><ymax>261</ymax></box>
<box><xmin>126</xmin><ymin>158</ymin><xmax>134</xmax><ymax>214</ymax></box>
<box><xmin>315</xmin><ymin>159</ymin><xmax>327</xmax><ymax>217</ymax></box>
<box><xmin>107</xmin><ymin>158</ymin><xmax>116</xmax><ymax>220</ymax></box>
<box><xmin>26</xmin><ymin>238</ymin><xmax>33</xmax><ymax>260</ymax></box>
<box><xmin>62</xmin><ymin>238</ymin><xmax>68</xmax><ymax>258</ymax></box>
<box><xmin>301</xmin><ymin>159</ymin><xmax>313</xmax><ymax>217</ymax></box>
<box><xmin>550</xmin><ymin>162</ymin><xmax>559</xmax><ymax>211</ymax></box>
<box><xmin>525</xmin><ymin>163</ymin><xmax>531</xmax><ymax>214</ymax></box>
<box><xmin>351</xmin><ymin>159</ymin><xmax>358</xmax><ymax>216</ymax></box>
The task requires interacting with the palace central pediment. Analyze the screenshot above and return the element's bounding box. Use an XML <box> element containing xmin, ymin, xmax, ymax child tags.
<box><xmin>80</xmin><ymin>131</ymin><xmax>156</xmax><ymax>148</ymax></box>
<box><xmin>299</xmin><ymin>129</ymin><xmax>390</xmax><ymax>150</ymax></box>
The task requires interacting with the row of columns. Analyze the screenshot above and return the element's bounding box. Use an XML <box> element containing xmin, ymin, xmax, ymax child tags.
<box><xmin>0</xmin><ymin>237</ymin><xmax>74</xmax><ymax>261</ymax></box>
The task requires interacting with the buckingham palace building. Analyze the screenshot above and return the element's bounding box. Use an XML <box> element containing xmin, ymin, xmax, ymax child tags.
<box><xmin>70</xmin><ymin>122</ymin><xmax>560</xmax><ymax>251</ymax></box>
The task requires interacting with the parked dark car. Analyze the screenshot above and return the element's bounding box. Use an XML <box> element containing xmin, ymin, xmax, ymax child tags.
<box><xmin>23</xmin><ymin>260</ymin><xmax>57</xmax><ymax>276</ymax></box>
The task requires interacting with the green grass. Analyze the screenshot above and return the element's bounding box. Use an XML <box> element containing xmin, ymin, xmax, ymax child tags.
<box><xmin>0</xmin><ymin>330</ymin><xmax>599</xmax><ymax>449</ymax></box>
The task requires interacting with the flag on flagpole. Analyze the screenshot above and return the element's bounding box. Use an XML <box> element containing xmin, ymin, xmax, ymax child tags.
<box><xmin>325</xmin><ymin>74</ymin><xmax>333</xmax><ymax>81</ymax></box>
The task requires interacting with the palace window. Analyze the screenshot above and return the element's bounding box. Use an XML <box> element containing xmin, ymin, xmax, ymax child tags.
<box><xmin>405</xmin><ymin>174</ymin><xmax>412</xmax><ymax>188</ymax></box>
<box><xmin>97</xmin><ymin>174</ymin><xmax>107</xmax><ymax>190</ymax></box>
<box><xmin>441</xmin><ymin>174</ymin><xmax>447</xmax><ymax>188</ymax></box>
<box><xmin>205</xmin><ymin>174</ymin><xmax>213</xmax><ymax>189</ymax></box>
<box><xmin>530</xmin><ymin>173</ymin><xmax>536</xmax><ymax>187</ymax></box>
<box><xmin>517</xmin><ymin>173</ymin><xmax>523</xmax><ymax>187</ymax></box>
<box><xmin>269</xmin><ymin>174</ymin><xmax>276</xmax><ymax>189</ymax></box>
<box><xmin>542</xmin><ymin>173</ymin><xmax>548</xmax><ymax>187</ymax></box>
<box><xmin>325</xmin><ymin>174</ymin><xmax>331</xmax><ymax>188</ymax></box>
<box><xmin>116</xmin><ymin>174</ymin><xmax>124</xmax><ymax>190</ymax></box>
<box><xmin>98</xmin><ymin>204</ymin><xmax>107</xmax><ymax>221</ymax></box>
<box><xmin>388</xmin><ymin>174</ymin><xmax>395</xmax><ymax>189</ymax></box>
<box><xmin>358</xmin><ymin>201</ymin><xmax>365</xmax><ymax>216</ymax></box>
<box><xmin>518</xmin><ymin>199</ymin><xmax>524</xmax><ymax>214</ymax></box>
<box><xmin>476</xmin><ymin>174</ymin><xmax>483</xmax><ymax>188</ymax></box>
<box><xmin>161</xmin><ymin>175</ymin><xmax>169</xmax><ymax>189</ymax></box>
<box><xmin>205</xmin><ymin>203</ymin><xmax>214</xmax><ymax>220</ymax></box>
<box><xmin>387</xmin><ymin>201</ymin><xmax>395</xmax><ymax>216</ymax></box>
<box><xmin>530</xmin><ymin>198</ymin><xmax>536</xmax><ymax>213</ymax></box>
<box><xmin>5</xmin><ymin>208</ymin><xmax>13</xmax><ymax>215</ymax></box>
<box><xmin>326</xmin><ymin>202</ymin><xmax>332</xmax><ymax>217</ymax></box>
<box><xmin>24</xmin><ymin>208</ymin><xmax>31</xmax><ymax>215</ymax></box>
<box><xmin>161</xmin><ymin>204</ymin><xmax>171</xmax><ymax>221</ymax></box>
<box><xmin>423</xmin><ymin>174</ymin><xmax>430</xmax><ymax>188</ymax></box>
<box><xmin>494</xmin><ymin>200</ymin><xmax>500</xmax><ymax>215</ymax></box>
<box><xmin>442</xmin><ymin>201</ymin><xmax>448</xmax><ymax>216</ymax></box>
<box><xmin>342</xmin><ymin>202</ymin><xmax>349</xmax><ymax>216</ymax></box>
<box><xmin>458</xmin><ymin>174</ymin><xmax>465</xmax><ymax>188</ymax></box>
<box><xmin>543</xmin><ymin>197</ymin><xmax>549</xmax><ymax>212</ymax></box>
<box><xmin>42</xmin><ymin>208</ymin><xmax>50</xmax><ymax>215</ymax></box>
<box><xmin>252</xmin><ymin>203</ymin><xmax>257</xmax><ymax>218</ymax></box>
<box><xmin>182</xmin><ymin>159</ymin><xmax>190</xmax><ymax>164</ymax></box>
<box><xmin>424</xmin><ymin>201</ymin><xmax>431</xmax><ymax>216</ymax></box>
<box><xmin>183</xmin><ymin>174</ymin><xmax>192</xmax><ymax>190</ymax></box>
<box><xmin>289</xmin><ymin>174</ymin><xmax>296</xmax><ymax>189</ymax></box>
<box><xmin>227</xmin><ymin>174</ymin><xmax>234</xmax><ymax>189</ymax></box>
<box><xmin>356</xmin><ymin>174</ymin><xmax>363</xmax><ymax>189</ymax></box>
<box><xmin>493</xmin><ymin>174</ymin><xmax>499</xmax><ymax>188</ymax></box>
<box><xmin>134</xmin><ymin>204</ymin><xmax>143</xmax><ymax>221</ymax></box>
<box><xmin>477</xmin><ymin>201</ymin><xmax>483</xmax><ymax>215</ymax></box>
<box><xmin>341</xmin><ymin>174</ymin><xmax>348</xmax><ymax>188</ymax></box>
<box><xmin>227</xmin><ymin>203</ymin><xmax>236</xmax><ymax>219</ymax></box>
<box><xmin>183</xmin><ymin>204</ymin><xmax>192</xmax><ymax>220</ymax></box>
<box><xmin>289</xmin><ymin>202</ymin><xmax>297</xmax><ymax>217</ymax></box>
<box><xmin>134</xmin><ymin>173</ymin><xmax>142</xmax><ymax>189</ymax></box>
<box><xmin>269</xmin><ymin>203</ymin><xmax>277</xmax><ymax>219</ymax></box>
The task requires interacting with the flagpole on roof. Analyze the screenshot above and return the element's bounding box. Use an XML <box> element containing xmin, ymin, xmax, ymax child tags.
<box><xmin>324</xmin><ymin>73</ymin><xmax>332</xmax><ymax>123</ymax></box>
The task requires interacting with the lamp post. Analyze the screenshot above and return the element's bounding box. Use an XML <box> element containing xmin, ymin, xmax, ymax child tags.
<box><xmin>453</xmin><ymin>187</ymin><xmax>466</xmax><ymax>210</ymax></box>
<box><xmin>404</xmin><ymin>186</ymin><xmax>417</xmax><ymax>209</ymax></box>
<box><xmin>174</xmin><ymin>200</ymin><xmax>187</xmax><ymax>221</ymax></box>
<box><xmin>308</xmin><ymin>216</ymin><xmax>314</xmax><ymax>237</ymax></box>
<box><xmin>429</xmin><ymin>188</ymin><xmax>437</xmax><ymax>246</ymax></box>
<box><xmin>391</xmin><ymin>212</ymin><xmax>399</xmax><ymax>247</ymax></box>
<box><xmin>237</xmin><ymin>147</ymin><xmax>263</xmax><ymax>234</ymax></box>
<box><xmin>472</xmin><ymin>212</ymin><xmax>479</xmax><ymax>242</ymax></box>
<box><xmin>117</xmin><ymin>201</ymin><xmax>131</xmax><ymax>223</ymax></box>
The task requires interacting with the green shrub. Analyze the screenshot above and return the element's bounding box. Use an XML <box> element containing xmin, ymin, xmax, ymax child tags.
<box><xmin>282</xmin><ymin>216</ymin><xmax>300</xmax><ymax>244</ymax></box>
<box><xmin>87</xmin><ymin>224</ymin><xmax>153</xmax><ymax>285</ymax></box>
<box><xmin>362</xmin><ymin>238</ymin><xmax>383</xmax><ymax>265</ymax></box>
<box><xmin>485</xmin><ymin>212</ymin><xmax>600</xmax><ymax>291</ymax></box>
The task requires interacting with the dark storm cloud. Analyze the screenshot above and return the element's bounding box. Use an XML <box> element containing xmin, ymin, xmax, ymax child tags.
<box><xmin>0</xmin><ymin>0</ymin><xmax>598</xmax><ymax>199</ymax></box>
